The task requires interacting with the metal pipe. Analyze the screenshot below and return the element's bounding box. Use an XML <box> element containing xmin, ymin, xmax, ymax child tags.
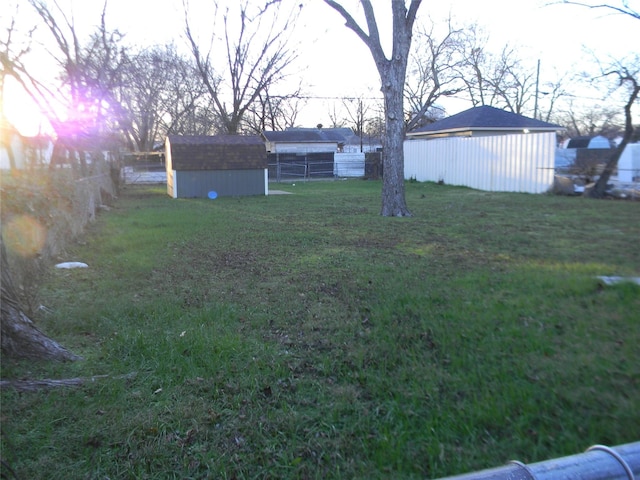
<box><xmin>435</xmin><ymin>442</ymin><xmax>640</xmax><ymax>480</ymax></box>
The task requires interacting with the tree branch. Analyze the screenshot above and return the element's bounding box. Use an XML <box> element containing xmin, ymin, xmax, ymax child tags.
<box><xmin>553</xmin><ymin>1</ymin><xmax>640</xmax><ymax>20</ymax></box>
<box><xmin>0</xmin><ymin>372</ymin><xmax>137</xmax><ymax>392</ymax></box>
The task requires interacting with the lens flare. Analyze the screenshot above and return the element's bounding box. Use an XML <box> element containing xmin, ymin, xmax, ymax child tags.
<box><xmin>3</xmin><ymin>215</ymin><xmax>48</xmax><ymax>258</ymax></box>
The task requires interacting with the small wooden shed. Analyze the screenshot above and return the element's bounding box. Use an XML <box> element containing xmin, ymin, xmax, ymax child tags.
<box><xmin>165</xmin><ymin>135</ymin><xmax>268</xmax><ymax>198</ymax></box>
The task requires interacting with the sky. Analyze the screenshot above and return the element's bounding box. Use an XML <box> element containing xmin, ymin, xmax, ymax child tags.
<box><xmin>3</xmin><ymin>0</ymin><xmax>639</xmax><ymax>135</ymax></box>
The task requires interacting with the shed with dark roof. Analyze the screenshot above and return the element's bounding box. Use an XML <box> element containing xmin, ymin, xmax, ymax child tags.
<box><xmin>165</xmin><ymin>135</ymin><xmax>267</xmax><ymax>198</ymax></box>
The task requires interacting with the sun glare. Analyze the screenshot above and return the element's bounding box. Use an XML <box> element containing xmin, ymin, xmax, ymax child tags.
<box><xmin>2</xmin><ymin>76</ymin><xmax>52</xmax><ymax>137</ymax></box>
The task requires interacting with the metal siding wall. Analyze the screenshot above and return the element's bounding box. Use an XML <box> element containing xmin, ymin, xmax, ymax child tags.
<box><xmin>334</xmin><ymin>153</ymin><xmax>365</xmax><ymax>177</ymax></box>
<box><xmin>404</xmin><ymin>132</ymin><xmax>555</xmax><ymax>193</ymax></box>
<box><xmin>616</xmin><ymin>143</ymin><xmax>640</xmax><ymax>182</ymax></box>
<box><xmin>175</xmin><ymin>169</ymin><xmax>266</xmax><ymax>197</ymax></box>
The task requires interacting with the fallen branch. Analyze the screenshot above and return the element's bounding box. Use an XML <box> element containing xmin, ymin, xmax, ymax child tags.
<box><xmin>0</xmin><ymin>372</ymin><xmax>137</xmax><ymax>392</ymax></box>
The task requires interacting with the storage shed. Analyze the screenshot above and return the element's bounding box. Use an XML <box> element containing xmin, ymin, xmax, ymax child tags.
<box><xmin>165</xmin><ymin>135</ymin><xmax>268</xmax><ymax>198</ymax></box>
<box><xmin>404</xmin><ymin>106</ymin><xmax>565</xmax><ymax>193</ymax></box>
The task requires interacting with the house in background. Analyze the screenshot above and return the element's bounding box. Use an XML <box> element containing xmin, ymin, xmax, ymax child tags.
<box><xmin>262</xmin><ymin>127</ymin><xmax>352</xmax><ymax>153</ymax></box>
<box><xmin>262</xmin><ymin>128</ymin><xmax>354</xmax><ymax>180</ymax></box>
<box><xmin>404</xmin><ymin>105</ymin><xmax>565</xmax><ymax>193</ymax></box>
<box><xmin>0</xmin><ymin>124</ymin><xmax>25</xmax><ymax>170</ymax></box>
<box><xmin>165</xmin><ymin>135</ymin><xmax>267</xmax><ymax>198</ymax></box>
<box><xmin>1</xmin><ymin>119</ymin><xmax>54</xmax><ymax>170</ymax></box>
<box><xmin>266</xmin><ymin>127</ymin><xmax>383</xmax><ymax>154</ymax></box>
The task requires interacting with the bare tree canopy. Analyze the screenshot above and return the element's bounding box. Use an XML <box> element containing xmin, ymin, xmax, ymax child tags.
<box><xmin>117</xmin><ymin>44</ymin><xmax>213</xmax><ymax>150</ymax></box>
<box><xmin>324</xmin><ymin>0</ymin><xmax>422</xmax><ymax>217</ymax></box>
<box><xmin>404</xmin><ymin>17</ymin><xmax>466</xmax><ymax>131</ymax></box>
<box><xmin>183</xmin><ymin>0</ymin><xmax>300</xmax><ymax>134</ymax></box>
<box><xmin>24</xmin><ymin>0</ymin><xmax>129</xmax><ymax>170</ymax></box>
<box><xmin>244</xmin><ymin>83</ymin><xmax>306</xmax><ymax>134</ymax></box>
<box><xmin>554</xmin><ymin>0</ymin><xmax>640</xmax><ymax>19</ymax></box>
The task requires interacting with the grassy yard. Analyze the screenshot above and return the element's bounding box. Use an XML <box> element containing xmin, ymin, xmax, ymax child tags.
<box><xmin>1</xmin><ymin>180</ymin><xmax>639</xmax><ymax>479</ymax></box>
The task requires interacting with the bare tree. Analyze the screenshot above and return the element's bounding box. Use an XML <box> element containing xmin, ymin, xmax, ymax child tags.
<box><xmin>489</xmin><ymin>47</ymin><xmax>538</xmax><ymax>115</ymax></box>
<box><xmin>327</xmin><ymin>102</ymin><xmax>346</xmax><ymax>128</ymax></box>
<box><xmin>117</xmin><ymin>44</ymin><xmax>210</xmax><ymax>150</ymax></box>
<box><xmin>536</xmin><ymin>71</ymin><xmax>572</xmax><ymax>122</ymax></box>
<box><xmin>184</xmin><ymin>0</ymin><xmax>299</xmax><ymax>135</ymax></box>
<box><xmin>588</xmin><ymin>59</ymin><xmax>639</xmax><ymax>197</ymax></box>
<box><xmin>343</xmin><ymin>97</ymin><xmax>369</xmax><ymax>138</ymax></box>
<box><xmin>456</xmin><ymin>27</ymin><xmax>541</xmax><ymax>116</ymax></box>
<box><xmin>27</xmin><ymin>0</ymin><xmax>128</xmax><ymax>170</ymax></box>
<box><xmin>555</xmin><ymin>0</ymin><xmax>640</xmax><ymax>19</ymax></box>
<box><xmin>555</xmin><ymin>100</ymin><xmax>621</xmax><ymax>137</ymax></box>
<box><xmin>118</xmin><ymin>46</ymin><xmax>174</xmax><ymax>151</ymax></box>
<box><xmin>324</xmin><ymin>0</ymin><xmax>422</xmax><ymax>217</ymax></box>
<box><xmin>405</xmin><ymin>17</ymin><xmax>466</xmax><ymax>131</ymax></box>
<box><xmin>244</xmin><ymin>84</ymin><xmax>306</xmax><ymax>133</ymax></box>
<box><xmin>554</xmin><ymin>1</ymin><xmax>639</xmax><ymax>197</ymax></box>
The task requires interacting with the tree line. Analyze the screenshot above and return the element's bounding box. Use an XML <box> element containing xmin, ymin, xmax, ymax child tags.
<box><xmin>2</xmin><ymin>0</ymin><xmax>637</xmax><ymax>158</ymax></box>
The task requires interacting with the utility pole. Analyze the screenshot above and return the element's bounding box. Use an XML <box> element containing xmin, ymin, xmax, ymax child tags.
<box><xmin>533</xmin><ymin>59</ymin><xmax>541</xmax><ymax>119</ymax></box>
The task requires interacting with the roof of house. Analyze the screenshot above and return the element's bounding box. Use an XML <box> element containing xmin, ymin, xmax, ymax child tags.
<box><xmin>262</xmin><ymin>128</ymin><xmax>353</xmax><ymax>143</ymax></box>
<box><xmin>167</xmin><ymin>134</ymin><xmax>263</xmax><ymax>146</ymax></box>
<box><xmin>407</xmin><ymin>105</ymin><xmax>564</xmax><ymax>137</ymax></box>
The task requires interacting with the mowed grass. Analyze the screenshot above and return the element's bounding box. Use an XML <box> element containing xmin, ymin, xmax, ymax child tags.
<box><xmin>1</xmin><ymin>180</ymin><xmax>639</xmax><ymax>479</ymax></box>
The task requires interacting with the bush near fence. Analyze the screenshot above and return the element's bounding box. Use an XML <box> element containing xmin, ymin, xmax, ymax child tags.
<box><xmin>0</xmin><ymin>159</ymin><xmax>118</xmax><ymax>313</ymax></box>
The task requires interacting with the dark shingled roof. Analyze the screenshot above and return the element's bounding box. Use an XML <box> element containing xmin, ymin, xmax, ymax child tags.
<box><xmin>407</xmin><ymin>105</ymin><xmax>564</xmax><ymax>136</ymax></box>
<box><xmin>166</xmin><ymin>134</ymin><xmax>266</xmax><ymax>171</ymax></box>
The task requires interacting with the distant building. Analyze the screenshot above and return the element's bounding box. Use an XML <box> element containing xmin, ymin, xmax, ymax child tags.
<box><xmin>1</xmin><ymin>119</ymin><xmax>54</xmax><ymax>170</ymax></box>
<box><xmin>405</xmin><ymin>106</ymin><xmax>565</xmax><ymax>193</ymax></box>
<box><xmin>262</xmin><ymin>127</ymin><xmax>353</xmax><ymax>153</ymax></box>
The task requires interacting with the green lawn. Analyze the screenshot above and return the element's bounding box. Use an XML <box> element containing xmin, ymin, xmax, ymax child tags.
<box><xmin>1</xmin><ymin>180</ymin><xmax>639</xmax><ymax>479</ymax></box>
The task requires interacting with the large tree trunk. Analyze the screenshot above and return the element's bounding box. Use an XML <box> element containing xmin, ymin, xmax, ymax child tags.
<box><xmin>587</xmin><ymin>143</ymin><xmax>628</xmax><ymax>198</ymax></box>
<box><xmin>324</xmin><ymin>0</ymin><xmax>420</xmax><ymax>217</ymax></box>
<box><xmin>0</xmin><ymin>238</ymin><xmax>81</xmax><ymax>361</ymax></box>
<box><xmin>380</xmin><ymin>66</ymin><xmax>411</xmax><ymax>217</ymax></box>
<box><xmin>588</xmin><ymin>78</ymin><xmax>639</xmax><ymax>198</ymax></box>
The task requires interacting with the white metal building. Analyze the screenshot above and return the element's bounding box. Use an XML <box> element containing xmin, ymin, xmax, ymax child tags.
<box><xmin>404</xmin><ymin>106</ymin><xmax>565</xmax><ymax>194</ymax></box>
